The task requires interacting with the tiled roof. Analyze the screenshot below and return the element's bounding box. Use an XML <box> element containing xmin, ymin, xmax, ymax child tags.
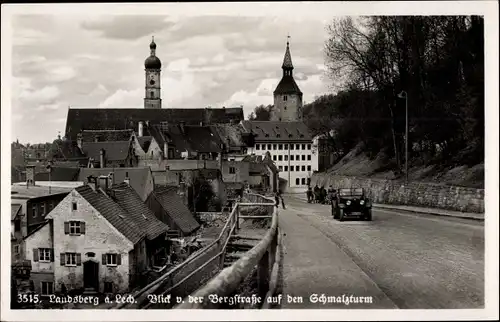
<box><xmin>11</xmin><ymin>184</ymin><xmax>74</xmax><ymax>199</ymax></box>
<box><xmin>274</xmin><ymin>76</ymin><xmax>302</xmax><ymax>95</ymax></box>
<box><xmin>282</xmin><ymin>42</ymin><xmax>294</xmax><ymax>69</ymax></box>
<box><xmin>167</xmin><ymin>125</ymin><xmax>224</xmax><ymax>156</ymax></box>
<box><xmin>65</xmin><ymin>108</ymin><xmax>244</xmax><ymax>140</ymax></box>
<box><xmin>78</xmin><ymin>167</ymin><xmax>154</xmax><ymax>202</ymax></box>
<box><xmin>153</xmin><ymin>186</ymin><xmax>200</xmax><ymax>235</ymax></box>
<box><xmin>75</xmin><ymin>185</ymin><xmax>144</xmax><ymax>244</ymax></box>
<box><xmin>241</xmin><ymin>121</ymin><xmax>312</xmax><ymax>142</ymax></box>
<box><xmin>35</xmin><ymin>167</ymin><xmax>81</xmax><ymax>182</ymax></box>
<box><xmin>11</xmin><ymin>204</ymin><xmax>21</xmax><ymax>220</ymax></box>
<box><xmin>81</xmin><ymin>141</ymin><xmax>131</xmax><ymax>161</ymax></box>
<box><xmin>110</xmin><ymin>182</ymin><xmax>169</xmax><ymax>241</ymax></box>
<box><xmin>81</xmin><ymin>129</ymin><xmax>133</xmax><ymax>142</ymax></box>
<box><xmin>211</xmin><ymin>123</ymin><xmax>247</xmax><ymax>149</ymax></box>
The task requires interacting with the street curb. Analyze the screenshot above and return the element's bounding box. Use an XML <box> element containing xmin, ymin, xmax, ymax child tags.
<box><xmin>373</xmin><ymin>205</ymin><xmax>485</xmax><ymax>222</ymax></box>
<box><xmin>286</xmin><ymin>194</ymin><xmax>484</xmax><ymax>222</ymax></box>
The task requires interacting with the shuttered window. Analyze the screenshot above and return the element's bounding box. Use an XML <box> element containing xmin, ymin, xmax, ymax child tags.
<box><xmin>64</xmin><ymin>221</ymin><xmax>86</xmax><ymax>235</ymax></box>
<box><xmin>33</xmin><ymin>248</ymin><xmax>54</xmax><ymax>262</ymax></box>
<box><xmin>60</xmin><ymin>252</ymin><xmax>81</xmax><ymax>266</ymax></box>
<box><xmin>102</xmin><ymin>253</ymin><xmax>122</xmax><ymax>266</ymax></box>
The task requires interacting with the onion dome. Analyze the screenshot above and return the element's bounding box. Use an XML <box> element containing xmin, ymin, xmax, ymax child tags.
<box><xmin>144</xmin><ymin>36</ymin><xmax>161</xmax><ymax>69</ymax></box>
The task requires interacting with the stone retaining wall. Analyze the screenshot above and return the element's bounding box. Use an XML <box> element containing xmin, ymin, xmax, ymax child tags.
<box><xmin>311</xmin><ymin>173</ymin><xmax>484</xmax><ymax>213</ymax></box>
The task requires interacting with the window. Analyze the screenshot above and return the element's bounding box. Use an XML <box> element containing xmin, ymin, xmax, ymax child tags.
<box><xmin>302</xmin><ymin>165</ymin><xmax>306</xmax><ymax>171</ymax></box>
<box><xmin>279</xmin><ymin>166</ymin><xmax>283</xmax><ymax>171</ymax></box>
<box><xmin>283</xmin><ymin>95</ymin><xmax>288</xmax><ymax>101</ymax></box>
<box><xmin>41</xmin><ymin>281</ymin><xmax>53</xmax><ymax>296</ymax></box>
<box><xmin>32</xmin><ymin>204</ymin><xmax>37</xmax><ymax>218</ymax></box>
<box><xmin>302</xmin><ymin>155</ymin><xmax>306</xmax><ymax>161</ymax></box>
<box><xmin>284</xmin><ymin>106</ymin><xmax>287</xmax><ymax>110</ymax></box>
<box><xmin>284</xmin><ymin>166</ymin><xmax>288</xmax><ymax>171</ymax></box>
<box><xmin>296</xmin><ymin>144</ymin><xmax>300</xmax><ymax>150</ymax></box>
<box><xmin>103</xmin><ymin>253</ymin><xmax>121</xmax><ymax>266</ymax></box>
<box><xmin>284</xmin><ymin>155</ymin><xmax>288</xmax><ymax>161</ymax></box>
<box><xmin>278</xmin><ymin>155</ymin><xmax>283</xmax><ymax>161</ymax></box>
<box><xmin>48</xmin><ymin>201</ymin><xmax>54</xmax><ymax>212</ymax></box>
<box><xmin>301</xmin><ymin>178</ymin><xmax>306</xmax><ymax>185</ymax></box>
<box><xmin>290</xmin><ymin>155</ymin><xmax>294</xmax><ymax>161</ymax></box>
<box><xmin>295</xmin><ymin>178</ymin><xmax>300</xmax><ymax>185</ymax></box>
<box><xmin>229</xmin><ymin>167</ymin><xmax>236</xmax><ymax>174</ymax></box>
<box><xmin>302</xmin><ymin>144</ymin><xmax>306</xmax><ymax>150</ymax></box>
<box><xmin>307</xmin><ymin>144</ymin><xmax>312</xmax><ymax>150</ymax></box>
<box><xmin>14</xmin><ymin>220</ymin><xmax>21</xmax><ymax>232</ymax></box>
<box><xmin>267</xmin><ymin>144</ymin><xmax>271</xmax><ymax>150</ymax></box>
<box><xmin>273</xmin><ymin>155</ymin><xmax>277</xmax><ymax>161</ymax></box>
<box><xmin>104</xmin><ymin>282</ymin><xmax>113</xmax><ymax>293</ymax></box>
<box><xmin>307</xmin><ymin>165</ymin><xmax>312</xmax><ymax>171</ymax></box>
<box><xmin>284</xmin><ymin>144</ymin><xmax>288</xmax><ymax>150</ymax></box>
<box><xmin>40</xmin><ymin>203</ymin><xmax>45</xmax><ymax>216</ymax></box>
<box><xmin>307</xmin><ymin>155</ymin><xmax>311</xmax><ymax>161</ymax></box>
<box><xmin>65</xmin><ymin>253</ymin><xmax>78</xmax><ymax>266</ymax></box>
<box><xmin>273</xmin><ymin>144</ymin><xmax>277</xmax><ymax>150</ymax></box>
<box><xmin>14</xmin><ymin>245</ymin><xmax>20</xmax><ymax>254</ymax></box>
<box><xmin>290</xmin><ymin>166</ymin><xmax>294</xmax><ymax>171</ymax></box>
<box><xmin>150</xmin><ymin>91</ymin><xmax>154</xmax><ymax>98</ymax></box>
<box><xmin>278</xmin><ymin>144</ymin><xmax>283</xmax><ymax>150</ymax></box>
<box><xmin>255</xmin><ymin>144</ymin><xmax>260</xmax><ymax>150</ymax></box>
<box><xmin>290</xmin><ymin>144</ymin><xmax>294</xmax><ymax>150</ymax></box>
<box><xmin>65</xmin><ymin>221</ymin><xmax>85</xmax><ymax>235</ymax></box>
<box><xmin>39</xmin><ymin>248</ymin><xmax>51</xmax><ymax>262</ymax></box>
<box><xmin>72</xmin><ymin>202</ymin><xmax>77</xmax><ymax>211</ymax></box>
<box><xmin>296</xmin><ymin>155</ymin><xmax>300</xmax><ymax>160</ymax></box>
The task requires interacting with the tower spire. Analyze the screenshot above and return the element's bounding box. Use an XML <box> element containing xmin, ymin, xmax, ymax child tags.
<box><xmin>150</xmin><ymin>35</ymin><xmax>157</xmax><ymax>56</ymax></box>
<box><xmin>282</xmin><ymin>34</ymin><xmax>293</xmax><ymax>75</ymax></box>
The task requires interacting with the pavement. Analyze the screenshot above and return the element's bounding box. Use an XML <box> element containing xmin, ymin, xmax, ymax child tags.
<box><xmin>278</xmin><ymin>196</ymin><xmax>485</xmax><ymax>309</ymax></box>
<box><xmin>287</xmin><ymin>193</ymin><xmax>484</xmax><ymax>221</ymax></box>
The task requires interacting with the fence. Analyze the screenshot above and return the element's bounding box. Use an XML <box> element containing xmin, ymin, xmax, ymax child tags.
<box><xmin>176</xmin><ymin>192</ymin><xmax>281</xmax><ymax>309</ymax></box>
<box><xmin>115</xmin><ymin>192</ymin><xmax>275</xmax><ymax>309</ymax></box>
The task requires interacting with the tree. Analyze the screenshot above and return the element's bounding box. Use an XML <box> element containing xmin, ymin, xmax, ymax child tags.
<box><xmin>248</xmin><ymin>104</ymin><xmax>273</xmax><ymax>121</ymax></box>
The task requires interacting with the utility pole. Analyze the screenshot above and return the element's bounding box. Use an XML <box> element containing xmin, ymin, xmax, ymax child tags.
<box><xmin>398</xmin><ymin>91</ymin><xmax>409</xmax><ymax>185</ymax></box>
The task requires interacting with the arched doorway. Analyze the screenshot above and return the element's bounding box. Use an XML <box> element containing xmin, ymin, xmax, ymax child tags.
<box><xmin>83</xmin><ymin>260</ymin><xmax>99</xmax><ymax>292</ymax></box>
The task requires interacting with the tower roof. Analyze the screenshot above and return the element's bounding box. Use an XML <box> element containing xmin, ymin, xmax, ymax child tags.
<box><xmin>145</xmin><ymin>36</ymin><xmax>162</xmax><ymax>69</ymax></box>
<box><xmin>282</xmin><ymin>39</ymin><xmax>294</xmax><ymax>70</ymax></box>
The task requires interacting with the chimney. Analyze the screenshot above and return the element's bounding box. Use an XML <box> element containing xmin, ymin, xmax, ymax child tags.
<box><xmin>163</xmin><ymin>142</ymin><xmax>169</xmax><ymax>160</ymax></box>
<box><xmin>76</xmin><ymin>132</ymin><xmax>83</xmax><ymax>149</ymax></box>
<box><xmin>124</xmin><ymin>171</ymin><xmax>130</xmax><ymax>185</ymax></box>
<box><xmin>138</xmin><ymin>121</ymin><xmax>144</xmax><ymax>137</ymax></box>
<box><xmin>98</xmin><ymin>175</ymin><xmax>109</xmax><ymax>192</ymax></box>
<box><xmin>179</xmin><ymin>122</ymin><xmax>185</xmax><ymax>134</ymax></box>
<box><xmin>100</xmin><ymin>149</ymin><xmax>106</xmax><ymax>168</ymax></box>
<box><xmin>26</xmin><ymin>165</ymin><xmax>36</xmax><ymax>187</ymax></box>
<box><xmin>87</xmin><ymin>175</ymin><xmax>98</xmax><ymax>191</ymax></box>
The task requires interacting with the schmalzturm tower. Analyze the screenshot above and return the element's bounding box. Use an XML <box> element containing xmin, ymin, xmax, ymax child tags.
<box><xmin>144</xmin><ymin>36</ymin><xmax>162</xmax><ymax>109</ymax></box>
<box><xmin>271</xmin><ymin>36</ymin><xmax>303</xmax><ymax>121</ymax></box>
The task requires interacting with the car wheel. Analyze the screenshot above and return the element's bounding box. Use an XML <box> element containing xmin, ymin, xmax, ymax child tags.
<box><xmin>339</xmin><ymin>209</ymin><xmax>344</xmax><ymax>221</ymax></box>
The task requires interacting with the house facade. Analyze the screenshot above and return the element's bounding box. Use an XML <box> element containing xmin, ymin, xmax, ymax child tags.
<box><xmin>24</xmin><ymin>179</ymin><xmax>169</xmax><ymax>295</ymax></box>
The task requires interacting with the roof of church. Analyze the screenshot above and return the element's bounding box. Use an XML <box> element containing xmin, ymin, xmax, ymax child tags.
<box><xmin>64</xmin><ymin>107</ymin><xmax>244</xmax><ymax>140</ymax></box>
<box><xmin>274</xmin><ymin>76</ymin><xmax>303</xmax><ymax>95</ymax></box>
<box><xmin>282</xmin><ymin>41</ymin><xmax>294</xmax><ymax>69</ymax></box>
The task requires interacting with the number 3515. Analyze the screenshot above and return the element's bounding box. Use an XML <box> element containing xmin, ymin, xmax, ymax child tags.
<box><xmin>17</xmin><ymin>293</ymin><xmax>40</xmax><ymax>304</ymax></box>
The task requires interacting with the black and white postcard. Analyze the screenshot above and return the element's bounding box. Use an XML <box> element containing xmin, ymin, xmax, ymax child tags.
<box><xmin>1</xmin><ymin>1</ymin><xmax>498</xmax><ymax>321</ymax></box>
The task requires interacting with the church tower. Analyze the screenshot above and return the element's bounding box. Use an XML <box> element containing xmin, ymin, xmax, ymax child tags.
<box><xmin>144</xmin><ymin>37</ymin><xmax>162</xmax><ymax>109</ymax></box>
<box><xmin>271</xmin><ymin>37</ymin><xmax>303</xmax><ymax>122</ymax></box>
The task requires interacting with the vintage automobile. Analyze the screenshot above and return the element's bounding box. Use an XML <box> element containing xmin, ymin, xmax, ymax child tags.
<box><xmin>331</xmin><ymin>187</ymin><xmax>372</xmax><ymax>221</ymax></box>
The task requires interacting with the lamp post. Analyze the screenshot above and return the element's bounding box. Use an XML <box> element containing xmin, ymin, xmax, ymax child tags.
<box><xmin>397</xmin><ymin>91</ymin><xmax>409</xmax><ymax>185</ymax></box>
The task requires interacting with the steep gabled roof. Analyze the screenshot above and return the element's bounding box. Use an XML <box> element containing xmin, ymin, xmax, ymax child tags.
<box><xmin>11</xmin><ymin>204</ymin><xmax>21</xmax><ymax>220</ymax></box>
<box><xmin>65</xmin><ymin>107</ymin><xmax>244</xmax><ymax>140</ymax></box>
<box><xmin>153</xmin><ymin>186</ymin><xmax>200</xmax><ymax>235</ymax></box>
<box><xmin>75</xmin><ymin>185</ymin><xmax>145</xmax><ymax>244</ymax></box>
<box><xmin>111</xmin><ymin>182</ymin><xmax>169</xmax><ymax>241</ymax></box>
<box><xmin>274</xmin><ymin>76</ymin><xmax>303</xmax><ymax>95</ymax></box>
<box><xmin>81</xmin><ymin>141</ymin><xmax>132</xmax><ymax>161</ymax></box>
<box><xmin>137</xmin><ymin>136</ymin><xmax>153</xmax><ymax>152</ymax></box>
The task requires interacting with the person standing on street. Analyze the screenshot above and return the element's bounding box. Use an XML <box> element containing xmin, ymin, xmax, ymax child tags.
<box><xmin>278</xmin><ymin>190</ymin><xmax>286</xmax><ymax>209</ymax></box>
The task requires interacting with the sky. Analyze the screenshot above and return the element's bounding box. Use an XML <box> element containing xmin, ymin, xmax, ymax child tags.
<box><xmin>9</xmin><ymin>7</ymin><xmax>337</xmax><ymax>144</ymax></box>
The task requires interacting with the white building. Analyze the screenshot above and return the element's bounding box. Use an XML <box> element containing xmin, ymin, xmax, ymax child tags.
<box><xmin>242</xmin><ymin>121</ymin><xmax>317</xmax><ymax>190</ymax></box>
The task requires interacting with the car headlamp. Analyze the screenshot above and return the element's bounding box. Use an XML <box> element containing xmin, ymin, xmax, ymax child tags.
<box><xmin>360</xmin><ymin>200</ymin><xmax>365</xmax><ymax>205</ymax></box>
<box><xmin>346</xmin><ymin>200</ymin><xmax>351</xmax><ymax>205</ymax></box>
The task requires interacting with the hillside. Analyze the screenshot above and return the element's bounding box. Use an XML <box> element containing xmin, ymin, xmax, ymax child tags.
<box><xmin>323</xmin><ymin>143</ymin><xmax>484</xmax><ymax>189</ymax></box>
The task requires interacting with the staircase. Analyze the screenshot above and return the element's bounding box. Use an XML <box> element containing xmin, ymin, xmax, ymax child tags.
<box><xmin>223</xmin><ymin>235</ymin><xmax>260</xmax><ymax>268</ymax></box>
